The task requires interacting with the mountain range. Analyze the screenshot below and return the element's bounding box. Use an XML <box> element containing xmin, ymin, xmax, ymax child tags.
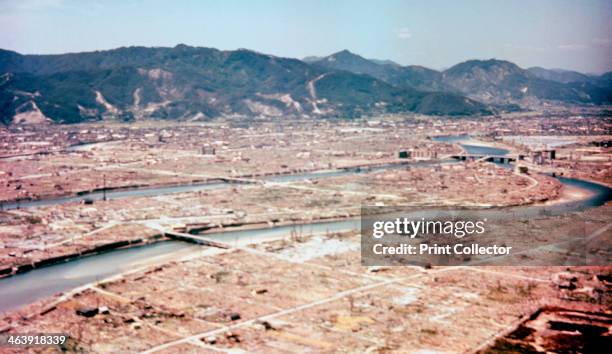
<box><xmin>1</xmin><ymin>45</ymin><xmax>610</xmax><ymax>124</ymax></box>
<box><xmin>311</xmin><ymin>50</ymin><xmax>612</xmax><ymax>106</ymax></box>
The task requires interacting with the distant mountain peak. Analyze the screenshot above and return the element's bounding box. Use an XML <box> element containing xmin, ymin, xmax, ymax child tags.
<box><xmin>334</xmin><ymin>49</ymin><xmax>355</xmax><ymax>56</ymax></box>
<box><xmin>324</xmin><ymin>49</ymin><xmax>365</xmax><ymax>62</ymax></box>
<box><xmin>449</xmin><ymin>58</ymin><xmax>521</xmax><ymax>70</ymax></box>
<box><xmin>316</xmin><ymin>50</ymin><xmax>376</xmax><ymax>68</ymax></box>
<box><xmin>442</xmin><ymin>58</ymin><xmax>610</xmax><ymax>104</ymax></box>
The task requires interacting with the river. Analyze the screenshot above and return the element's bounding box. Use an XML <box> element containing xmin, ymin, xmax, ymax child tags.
<box><xmin>2</xmin><ymin>161</ymin><xmax>453</xmax><ymax>211</ymax></box>
<box><xmin>0</xmin><ymin>136</ymin><xmax>610</xmax><ymax>313</ymax></box>
<box><xmin>2</xmin><ymin>134</ymin><xmax>485</xmax><ymax>211</ymax></box>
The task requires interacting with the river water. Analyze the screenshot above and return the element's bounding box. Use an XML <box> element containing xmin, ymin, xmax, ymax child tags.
<box><xmin>1</xmin><ymin>182</ymin><xmax>228</xmax><ymax>210</ymax></box>
<box><xmin>3</xmin><ymin>134</ymin><xmax>482</xmax><ymax>211</ymax></box>
<box><xmin>2</xmin><ymin>160</ymin><xmax>458</xmax><ymax>211</ymax></box>
<box><xmin>432</xmin><ymin>134</ymin><xmax>510</xmax><ymax>156</ymax></box>
<box><xmin>0</xmin><ymin>241</ymin><xmax>199</xmax><ymax>313</ymax></box>
<box><xmin>0</xmin><ymin>136</ymin><xmax>610</xmax><ymax>313</ymax></box>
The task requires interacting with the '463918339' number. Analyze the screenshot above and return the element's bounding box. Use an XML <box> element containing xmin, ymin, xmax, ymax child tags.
<box><xmin>1</xmin><ymin>334</ymin><xmax>68</xmax><ymax>347</ymax></box>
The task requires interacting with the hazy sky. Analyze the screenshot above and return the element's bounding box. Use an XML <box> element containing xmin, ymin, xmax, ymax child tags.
<box><xmin>1</xmin><ymin>0</ymin><xmax>611</xmax><ymax>73</ymax></box>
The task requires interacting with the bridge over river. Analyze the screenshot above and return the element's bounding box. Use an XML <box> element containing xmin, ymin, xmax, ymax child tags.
<box><xmin>451</xmin><ymin>154</ymin><xmax>517</xmax><ymax>164</ymax></box>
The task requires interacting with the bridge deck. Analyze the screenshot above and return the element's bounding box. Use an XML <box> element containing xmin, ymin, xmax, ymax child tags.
<box><xmin>164</xmin><ymin>231</ymin><xmax>230</xmax><ymax>249</ymax></box>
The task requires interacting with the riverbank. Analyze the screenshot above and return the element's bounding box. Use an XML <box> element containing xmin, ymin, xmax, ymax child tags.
<box><xmin>543</xmin><ymin>183</ymin><xmax>596</xmax><ymax>206</ymax></box>
<box><xmin>0</xmin><ymin>234</ymin><xmax>167</xmax><ymax>280</ymax></box>
<box><xmin>0</xmin><ymin>160</ymin><xmax>414</xmax><ymax>210</ymax></box>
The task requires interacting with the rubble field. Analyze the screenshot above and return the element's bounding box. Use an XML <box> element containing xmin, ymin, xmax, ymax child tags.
<box><xmin>0</xmin><ymin>116</ymin><xmax>610</xmax><ymax>353</ymax></box>
<box><xmin>1</xmin><ymin>205</ymin><xmax>610</xmax><ymax>353</ymax></box>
